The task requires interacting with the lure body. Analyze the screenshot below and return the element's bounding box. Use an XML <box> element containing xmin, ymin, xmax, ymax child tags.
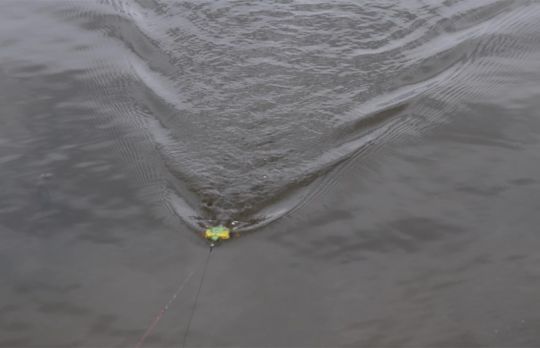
<box><xmin>204</xmin><ymin>226</ymin><xmax>231</xmax><ymax>242</ymax></box>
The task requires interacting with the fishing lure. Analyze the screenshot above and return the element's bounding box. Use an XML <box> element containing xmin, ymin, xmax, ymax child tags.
<box><xmin>203</xmin><ymin>225</ymin><xmax>231</xmax><ymax>241</ymax></box>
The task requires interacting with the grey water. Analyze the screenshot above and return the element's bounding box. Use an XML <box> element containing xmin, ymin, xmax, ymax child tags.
<box><xmin>2</xmin><ymin>0</ymin><xmax>540</xmax><ymax>346</ymax></box>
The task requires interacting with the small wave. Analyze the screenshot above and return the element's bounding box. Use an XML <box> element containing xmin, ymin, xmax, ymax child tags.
<box><xmin>32</xmin><ymin>0</ymin><xmax>540</xmax><ymax>231</ymax></box>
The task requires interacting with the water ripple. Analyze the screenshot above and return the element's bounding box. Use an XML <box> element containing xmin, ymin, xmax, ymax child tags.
<box><xmin>12</xmin><ymin>0</ymin><xmax>540</xmax><ymax>230</ymax></box>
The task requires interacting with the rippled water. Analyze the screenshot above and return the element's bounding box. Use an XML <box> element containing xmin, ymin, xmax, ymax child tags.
<box><xmin>2</xmin><ymin>0</ymin><xmax>540</xmax><ymax>347</ymax></box>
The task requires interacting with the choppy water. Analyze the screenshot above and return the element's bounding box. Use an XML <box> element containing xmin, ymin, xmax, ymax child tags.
<box><xmin>2</xmin><ymin>0</ymin><xmax>540</xmax><ymax>347</ymax></box>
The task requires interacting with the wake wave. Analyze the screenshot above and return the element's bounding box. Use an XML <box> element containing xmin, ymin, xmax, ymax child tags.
<box><xmin>26</xmin><ymin>0</ymin><xmax>540</xmax><ymax>230</ymax></box>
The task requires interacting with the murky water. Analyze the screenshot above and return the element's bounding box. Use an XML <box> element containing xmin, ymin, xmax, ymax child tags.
<box><xmin>2</xmin><ymin>0</ymin><xmax>540</xmax><ymax>347</ymax></box>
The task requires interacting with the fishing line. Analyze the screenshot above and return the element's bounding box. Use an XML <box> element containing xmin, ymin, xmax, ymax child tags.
<box><xmin>182</xmin><ymin>246</ymin><xmax>213</xmax><ymax>348</ymax></box>
<box><xmin>135</xmin><ymin>270</ymin><xmax>195</xmax><ymax>348</ymax></box>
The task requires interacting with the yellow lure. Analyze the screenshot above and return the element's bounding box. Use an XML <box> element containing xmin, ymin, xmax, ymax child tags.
<box><xmin>204</xmin><ymin>226</ymin><xmax>231</xmax><ymax>242</ymax></box>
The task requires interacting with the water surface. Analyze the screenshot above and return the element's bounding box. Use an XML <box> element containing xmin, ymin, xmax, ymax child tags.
<box><xmin>2</xmin><ymin>0</ymin><xmax>540</xmax><ymax>346</ymax></box>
